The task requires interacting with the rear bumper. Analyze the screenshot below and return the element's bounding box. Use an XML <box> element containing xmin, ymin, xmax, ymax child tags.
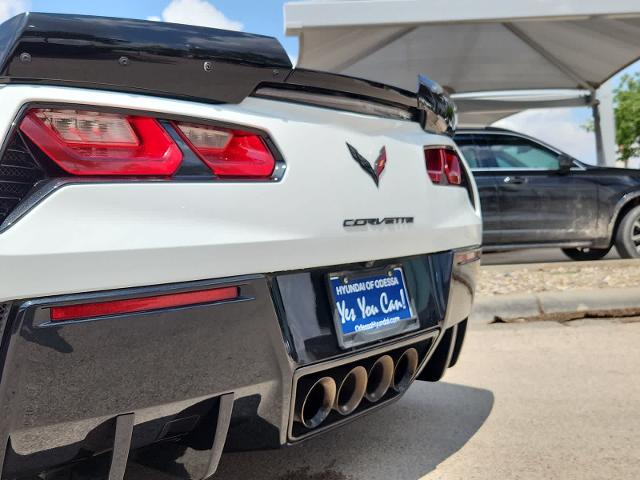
<box><xmin>0</xmin><ymin>248</ymin><xmax>478</xmax><ymax>478</ymax></box>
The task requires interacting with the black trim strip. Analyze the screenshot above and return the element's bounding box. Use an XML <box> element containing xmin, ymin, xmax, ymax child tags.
<box><xmin>282</xmin><ymin>69</ymin><xmax>420</xmax><ymax>110</ymax></box>
<box><xmin>253</xmin><ymin>86</ymin><xmax>415</xmax><ymax>121</ymax></box>
<box><xmin>255</xmin><ymin>69</ymin><xmax>457</xmax><ymax>135</ymax></box>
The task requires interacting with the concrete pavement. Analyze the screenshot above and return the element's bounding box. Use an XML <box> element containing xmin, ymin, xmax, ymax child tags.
<box><xmin>208</xmin><ymin>319</ymin><xmax>640</xmax><ymax>480</ymax></box>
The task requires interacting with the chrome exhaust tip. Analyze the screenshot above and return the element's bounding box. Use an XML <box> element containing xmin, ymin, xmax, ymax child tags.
<box><xmin>365</xmin><ymin>355</ymin><xmax>394</xmax><ymax>403</ymax></box>
<box><xmin>334</xmin><ymin>366</ymin><xmax>368</xmax><ymax>415</ymax></box>
<box><xmin>392</xmin><ymin>348</ymin><xmax>419</xmax><ymax>393</ymax></box>
<box><xmin>295</xmin><ymin>376</ymin><xmax>337</xmax><ymax>428</ymax></box>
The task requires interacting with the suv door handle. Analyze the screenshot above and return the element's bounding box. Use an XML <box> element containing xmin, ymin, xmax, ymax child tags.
<box><xmin>503</xmin><ymin>176</ymin><xmax>527</xmax><ymax>185</ymax></box>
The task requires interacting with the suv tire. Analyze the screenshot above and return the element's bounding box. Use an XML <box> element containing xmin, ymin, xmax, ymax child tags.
<box><xmin>615</xmin><ymin>205</ymin><xmax>640</xmax><ymax>258</ymax></box>
<box><xmin>561</xmin><ymin>247</ymin><xmax>610</xmax><ymax>261</ymax></box>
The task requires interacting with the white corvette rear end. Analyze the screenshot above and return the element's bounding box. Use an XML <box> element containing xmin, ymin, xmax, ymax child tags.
<box><xmin>0</xmin><ymin>85</ymin><xmax>479</xmax><ymax>300</ymax></box>
<box><xmin>0</xmin><ymin>12</ymin><xmax>481</xmax><ymax>479</ymax></box>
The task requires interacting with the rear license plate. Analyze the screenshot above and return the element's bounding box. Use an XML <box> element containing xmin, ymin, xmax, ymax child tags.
<box><xmin>328</xmin><ymin>266</ymin><xmax>419</xmax><ymax>349</ymax></box>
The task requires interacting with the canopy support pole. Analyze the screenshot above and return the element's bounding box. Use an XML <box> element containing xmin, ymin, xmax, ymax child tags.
<box><xmin>594</xmin><ymin>81</ymin><xmax>617</xmax><ymax>166</ymax></box>
<box><xmin>505</xmin><ymin>22</ymin><xmax>618</xmax><ymax>166</ymax></box>
<box><xmin>592</xmin><ymin>102</ymin><xmax>607</xmax><ymax>166</ymax></box>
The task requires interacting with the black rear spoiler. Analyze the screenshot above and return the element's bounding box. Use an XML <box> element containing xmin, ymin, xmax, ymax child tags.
<box><xmin>255</xmin><ymin>69</ymin><xmax>456</xmax><ymax>135</ymax></box>
<box><xmin>0</xmin><ymin>13</ymin><xmax>456</xmax><ymax>135</ymax></box>
<box><xmin>0</xmin><ymin>12</ymin><xmax>293</xmax><ymax>103</ymax></box>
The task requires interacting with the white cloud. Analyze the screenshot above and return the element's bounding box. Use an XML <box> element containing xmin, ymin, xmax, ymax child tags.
<box><xmin>149</xmin><ymin>0</ymin><xmax>242</xmax><ymax>31</ymax></box>
<box><xmin>0</xmin><ymin>0</ymin><xmax>29</xmax><ymax>23</ymax></box>
<box><xmin>495</xmin><ymin>108</ymin><xmax>597</xmax><ymax>164</ymax></box>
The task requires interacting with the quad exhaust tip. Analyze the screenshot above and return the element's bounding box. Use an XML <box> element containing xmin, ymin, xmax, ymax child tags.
<box><xmin>295</xmin><ymin>346</ymin><xmax>424</xmax><ymax>429</ymax></box>
<box><xmin>334</xmin><ymin>366</ymin><xmax>368</xmax><ymax>416</ymax></box>
<box><xmin>365</xmin><ymin>355</ymin><xmax>394</xmax><ymax>403</ymax></box>
<box><xmin>292</xmin><ymin>340</ymin><xmax>433</xmax><ymax>438</ymax></box>
<box><xmin>295</xmin><ymin>376</ymin><xmax>337</xmax><ymax>429</ymax></box>
<box><xmin>393</xmin><ymin>348</ymin><xmax>419</xmax><ymax>393</ymax></box>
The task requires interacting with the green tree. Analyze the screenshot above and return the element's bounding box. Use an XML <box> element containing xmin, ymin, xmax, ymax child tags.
<box><xmin>614</xmin><ymin>73</ymin><xmax>640</xmax><ymax>163</ymax></box>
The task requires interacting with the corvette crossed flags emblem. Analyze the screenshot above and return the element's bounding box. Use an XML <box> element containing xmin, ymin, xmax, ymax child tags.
<box><xmin>346</xmin><ymin>143</ymin><xmax>387</xmax><ymax>187</ymax></box>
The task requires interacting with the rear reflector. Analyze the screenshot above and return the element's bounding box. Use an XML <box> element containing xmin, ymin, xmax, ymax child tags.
<box><xmin>174</xmin><ymin>122</ymin><xmax>275</xmax><ymax>178</ymax></box>
<box><xmin>425</xmin><ymin>148</ymin><xmax>463</xmax><ymax>186</ymax></box>
<box><xmin>454</xmin><ymin>248</ymin><xmax>482</xmax><ymax>265</ymax></box>
<box><xmin>20</xmin><ymin>109</ymin><xmax>183</xmax><ymax>175</ymax></box>
<box><xmin>50</xmin><ymin>286</ymin><xmax>239</xmax><ymax>321</ymax></box>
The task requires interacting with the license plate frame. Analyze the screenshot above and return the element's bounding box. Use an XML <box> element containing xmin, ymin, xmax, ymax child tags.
<box><xmin>327</xmin><ymin>265</ymin><xmax>419</xmax><ymax>349</ymax></box>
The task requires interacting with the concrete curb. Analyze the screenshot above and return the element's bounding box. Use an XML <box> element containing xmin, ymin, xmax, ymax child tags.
<box><xmin>470</xmin><ymin>286</ymin><xmax>640</xmax><ymax>324</ymax></box>
<box><xmin>481</xmin><ymin>258</ymin><xmax>639</xmax><ymax>273</ymax></box>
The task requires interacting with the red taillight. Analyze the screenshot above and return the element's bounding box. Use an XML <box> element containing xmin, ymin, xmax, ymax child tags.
<box><xmin>424</xmin><ymin>148</ymin><xmax>463</xmax><ymax>186</ymax></box>
<box><xmin>443</xmin><ymin>150</ymin><xmax>462</xmax><ymax>185</ymax></box>
<box><xmin>425</xmin><ymin>148</ymin><xmax>444</xmax><ymax>184</ymax></box>
<box><xmin>174</xmin><ymin>122</ymin><xmax>275</xmax><ymax>178</ymax></box>
<box><xmin>19</xmin><ymin>109</ymin><xmax>183</xmax><ymax>175</ymax></box>
<box><xmin>50</xmin><ymin>286</ymin><xmax>240</xmax><ymax>321</ymax></box>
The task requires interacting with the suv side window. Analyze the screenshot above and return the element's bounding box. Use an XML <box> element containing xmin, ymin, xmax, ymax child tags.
<box><xmin>453</xmin><ymin>135</ymin><xmax>479</xmax><ymax>168</ymax></box>
<box><xmin>454</xmin><ymin>134</ymin><xmax>496</xmax><ymax>169</ymax></box>
<box><xmin>480</xmin><ymin>134</ymin><xmax>561</xmax><ymax>170</ymax></box>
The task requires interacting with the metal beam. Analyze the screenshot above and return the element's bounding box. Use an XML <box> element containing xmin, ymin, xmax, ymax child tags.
<box><xmin>503</xmin><ymin>23</ymin><xmax>594</xmax><ymax>91</ymax></box>
<box><xmin>285</xmin><ymin>0</ymin><xmax>640</xmax><ymax>34</ymax></box>
<box><xmin>454</xmin><ymin>94</ymin><xmax>594</xmax><ymax>113</ymax></box>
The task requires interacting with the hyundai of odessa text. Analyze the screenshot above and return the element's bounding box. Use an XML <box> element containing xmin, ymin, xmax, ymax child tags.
<box><xmin>0</xmin><ymin>13</ymin><xmax>481</xmax><ymax>479</ymax></box>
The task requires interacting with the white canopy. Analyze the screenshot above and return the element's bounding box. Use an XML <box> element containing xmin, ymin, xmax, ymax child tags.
<box><xmin>285</xmin><ymin>0</ymin><xmax>640</xmax><ymax>94</ymax></box>
<box><xmin>285</xmin><ymin>0</ymin><xmax>640</xmax><ymax>164</ymax></box>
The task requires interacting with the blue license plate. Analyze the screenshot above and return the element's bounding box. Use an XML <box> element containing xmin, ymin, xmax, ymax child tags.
<box><xmin>328</xmin><ymin>266</ymin><xmax>418</xmax><ymax>348</ymax></box>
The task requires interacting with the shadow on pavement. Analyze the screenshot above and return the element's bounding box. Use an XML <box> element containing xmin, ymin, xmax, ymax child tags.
<box><xmin>214</xmin><ymin>381</ymin><xmax>494</xmax><ymax>480</ymax></box>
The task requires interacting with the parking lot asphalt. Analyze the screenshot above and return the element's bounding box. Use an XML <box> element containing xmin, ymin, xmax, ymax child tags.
<box><xmin>207</xmin><ymin>319</ymin><xmax>640</xmax><ymax>480</ymax></box>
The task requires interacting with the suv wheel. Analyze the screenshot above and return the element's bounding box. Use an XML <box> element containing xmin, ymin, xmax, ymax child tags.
<box><xmin>561</xmin><ymin>247</ymin><xmax>610</xmax><ymax>261</ymax></box>
<box><xmin>615</xmin><ymin>205</ymin><xmax>640</xmax><ymax>258</ymax></box>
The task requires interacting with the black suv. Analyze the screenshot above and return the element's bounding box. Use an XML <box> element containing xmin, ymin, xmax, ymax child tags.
<box><xmin>455</xmin><ymin>128</ymin><xmax>640</xmax><ymax>260</ymax></box>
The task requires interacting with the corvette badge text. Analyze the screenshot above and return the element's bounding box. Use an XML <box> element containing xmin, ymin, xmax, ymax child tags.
<box><xmin>343</xmin><ymin>217</ymin><xmax>414</xmax><ymax>227</ymax></box>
